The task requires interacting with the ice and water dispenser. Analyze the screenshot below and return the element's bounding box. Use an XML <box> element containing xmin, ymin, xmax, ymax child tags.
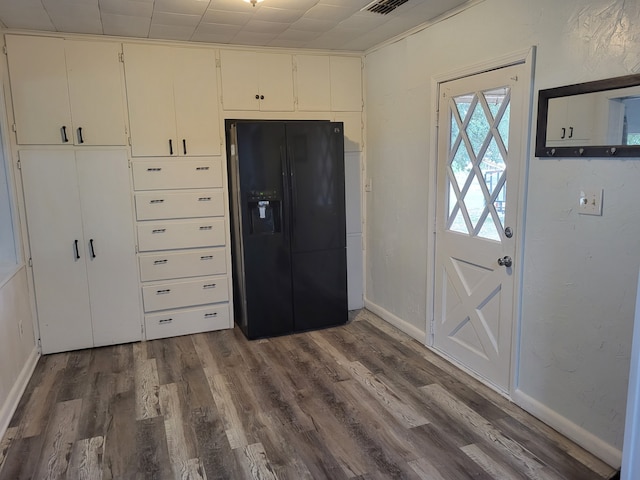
<box><xmin>247</xmin><ymin>190</ymin><xmax>281</xmax><ymax>234</ymax></box>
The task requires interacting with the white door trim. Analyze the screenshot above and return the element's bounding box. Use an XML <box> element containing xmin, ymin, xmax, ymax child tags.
<box><xmin>426</xmin><ymin>47</ymin><xmax>536</xmax><ymax>398</ymax></box>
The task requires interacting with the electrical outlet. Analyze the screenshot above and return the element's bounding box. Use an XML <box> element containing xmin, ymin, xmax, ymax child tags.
<box><xmin>578</xmin><ymin>189</ymin><xmax>603</xmax><ymax>216</ymax></box>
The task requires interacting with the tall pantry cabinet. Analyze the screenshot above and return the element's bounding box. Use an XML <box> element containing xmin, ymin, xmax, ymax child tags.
<box><xmin>5</xmin><ymin>34</ymin><xmax>141</xmax><ymax>354</ymax></box>
<box><xmin>20</xmin><ymin>151</ymin><xmax>141</xmax><ymax>354</ymax></box>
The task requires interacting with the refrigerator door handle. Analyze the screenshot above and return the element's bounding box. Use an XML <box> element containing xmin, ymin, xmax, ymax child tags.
<box><xmin>287</xmin><ymin>145</ymin><xmax>297</xmax><ymax>231</ymax></box>
<box><xmin>280</xmin><ymin>145</ymin><xmax>292</xmax><ymax>242</ymax></box>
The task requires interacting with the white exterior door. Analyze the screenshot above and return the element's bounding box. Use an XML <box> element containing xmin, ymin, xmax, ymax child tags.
<box><xmin>434</xmin><ymin>63</ymin><xmax>527</xmax><ymax>392</ymax></box>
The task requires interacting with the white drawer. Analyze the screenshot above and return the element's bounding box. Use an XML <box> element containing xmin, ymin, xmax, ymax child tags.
<box><xmin>139</xmin><ymin>248</ymin><xmax>227</xmax><ymax>282</ymax></box>
<box><xmin>145</xmin><ymin>303</ymin><xmax>231</xmax><ymax>340</ymax></box>
<box><xmin>142</xmin><ymin>276</ymin><xmax>229</xmax><ymax>312</ymax></box>
<box><xmin>132</xmin><ymin>158</ymin><xmax>222</xmax><ymax>190</ymax></box>
<box><xmin>135</xmin><ymin>190</ymin><xmax>225</xmax><ymax>220</ymax></box>
<box><xmin>137</xmin><ymin>218</ymin><xmax>225</xmax><ymax>252</ymax></box>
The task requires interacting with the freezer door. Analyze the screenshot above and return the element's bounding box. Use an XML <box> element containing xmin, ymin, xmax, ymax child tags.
<box><xmin>233</xmin><ymin>121</ymin><xmax>294</xmax><ymax>338</ymax></box>
<box><xmin>286</xmin><ymin>122</ymin><xmax>346</xmax><ymax>253</ymax></box>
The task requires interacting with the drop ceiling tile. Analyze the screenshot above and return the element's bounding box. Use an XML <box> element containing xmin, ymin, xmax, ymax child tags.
<box><xmin>98</xmin><ymin>0</ymin><xmax>153</xmax><ymax>17</ymax></box>
<box><xmin>207</xmin><ymin>0</ymin><xmax>255</xmax><ymax>13</ymax></box>
<box><xmin>253</xmin><ymin>7</ymin><xmax>305</xmax><ymax>23</ymax></box>
<box><xmin>0</xmin><ymin>0</ymin><xmax>48</xmax><ymax>8</ymax></box>
<box><xmin>153</xmin><ymin>0</ymin><xmax>210</xmax><ymax>16</ymax></box>
<box><xmin>304</xmin><ymin>30</ymin><xmax>358</xmax><ymax>50</ymax></box>
<box><xmin>289</xmin><ymin>17</ymin><xmax>334</xmax><ymax>33</ymax></box>
<box><xmin>193</xmin><ymin>22</ymin><xmax>242</xmax><ymax>35</ymax></box>
<box><xmin>242</xmin><ymin>19</ymin><xmax>288</xmax><ymax>34</ymax></box>
<box><xmin>231</xmin><ymin>30</ymin><xmax>278</xmax><ymax>45</ymax></box>
<box><xmin>0</xmin><ymin>7</ymin><xmax>56</xmax><ymax>30</ymax></box>
<box><xmin>152</xmin><ymin>12</ymin><xmax>201</xmax><ymax>27</ymax></box>
<box><xmin>268</xmin><ymin>38</ymin><xmax>309</xmax><ymax>48</ymax></box>
<box><xmin>101</xmin><ymin>13</ymin><xmax>151</xmax><ymax>37</ymax></box>
<box><xmin>43</xmin><ymin>1</ymin><xmax>103</xmax><ymax>34</ymax></box>
<box><xmin>261</xmin><ymin>0</ymin><xmax>319</xmax><ymax>9</ymax></box>
<box><xmin>149</xmin><ymin>23</ymin><xmax>196</xmax><ymax>40</ymax></box>
<box><xmin>201</xmin><ymin>9</ymin><xmax>252</xmax><ymax>25</ymax></box>
<box><xmin>274</xmin><ymin>28</ymin><xmax>322</xmax><ymax>41</ymax></box>
<box><xmin>191</xmin><ymin>31</ymin><xmax>237</xmax><ymax>43</ymax></box>
<box><xmin>335</xmin><ymin>11</ymin><xmax>388</xmax><ymax>29</ymax></box>
<box><xmin>303</xmin><ymin>3</ymin><xmax>354</xmax><ymax>22</ymax></box>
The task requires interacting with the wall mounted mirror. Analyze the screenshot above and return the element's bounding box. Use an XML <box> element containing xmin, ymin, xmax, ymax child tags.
<box><xmin>535</xmin><ymin>74</ymin><xmax>640</xmax><ymax>157</ymax></box>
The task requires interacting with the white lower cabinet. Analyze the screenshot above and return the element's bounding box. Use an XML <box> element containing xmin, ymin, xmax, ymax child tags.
<box><xmin>20</xmin><ymin>150</ymin><xmax>141</xmax><ymax>354</ymax></box>
<box><xmin>133</xmin><ymin>157</ymin><xmax>233</xmax><ymax>339</ymax></box>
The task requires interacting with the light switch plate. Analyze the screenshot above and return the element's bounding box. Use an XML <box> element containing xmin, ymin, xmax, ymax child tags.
<box><xmin>578</xmin><ymin>189</ymin><xmax>603</xmax><ymax>216</ymax></box>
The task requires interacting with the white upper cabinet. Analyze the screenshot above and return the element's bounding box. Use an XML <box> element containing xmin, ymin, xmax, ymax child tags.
<box><xmin>220</xmin><ymin>50</ymin><xmax>294</xmax><ymax>111</ymax></box>
<box><xmin>330</xmin><ymin>56</ymin><xmax>363</xmax><ymax>112</ymax></box>
<box><xmin>123</xmin><ymin>44</ymin><xmax>221</xmax><ymax>157</ymax></box>
<box><xmin>295</xmin><ymin>55</ymin><xmax>331</xmax><ymax>112</ymax></box>
<box><xmin>5</xmin><ymin>35</ymin><xmax>126</xmax><ymax>146</ymax></box>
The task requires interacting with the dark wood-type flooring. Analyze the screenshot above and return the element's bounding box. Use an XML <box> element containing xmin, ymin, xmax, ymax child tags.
<box><xmin>0</xmin><ymin>310</ymin><xmax>617</xmax><ymax>479</ymax></box>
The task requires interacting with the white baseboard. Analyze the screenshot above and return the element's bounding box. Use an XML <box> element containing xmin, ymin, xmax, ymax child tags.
<box><xmin>0</xmin><ymin>347</ymin><xmax>39</xmax><ymax>439</ymax></box>
<box><xmin>513</xmin><ymin>388</ymin><xmax>622</xmax><ymax>468</ymax></box>
<box><xmin>364</xmin><ymin>298</ymin><xmax>426</xmax><ymax>344</ymax></box>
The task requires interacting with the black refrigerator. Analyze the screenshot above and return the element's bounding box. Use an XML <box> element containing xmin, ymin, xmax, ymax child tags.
<box><xmin>228</xmin><ymin>120</ymin><xmax>348</xmax><ymax>339</ymax></box>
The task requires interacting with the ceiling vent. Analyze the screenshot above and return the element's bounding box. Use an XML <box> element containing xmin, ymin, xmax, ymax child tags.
<box><xmin>362</xmin><ymin>0</ymin><xmax>410</xmax><ymax>15</ymax></box>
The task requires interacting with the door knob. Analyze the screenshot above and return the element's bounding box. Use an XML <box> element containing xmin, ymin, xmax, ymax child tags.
<box><xmin>497</xmin><ymin>256</ymin><xmax>512</xmax><ymax>268</ymax></box>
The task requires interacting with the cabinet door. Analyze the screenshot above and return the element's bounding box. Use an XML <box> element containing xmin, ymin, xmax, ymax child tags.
<box><xmin>220</xmin><ymin>50</ymin><xmax>260</xmax><ymax>111</ymax></box>
<box><xmin>295</xmin><ymin>55</ymin><xmax>331</xmax><ymax>111</ymax></box>
<box><xmin>330</xmin><ymin>56</ymin><xmax>362</xmax><ymax>112</ymax></box>
<box><xmin>65</xmin><ymin>41</ymin><xmax>127</xmax><ymax>146</ymax></box>
<box><xmin>6</xmin><ymin>36</ymin><xmax>73</xmax><ymax>145</ymax></box>
<box><xmin>20</xmin><ymin>150</ymin><xmax>93</xmax><ymax>354</ymax></box>
<box><xmin>174</xmin><ymin>48</ymin><xmax>221</xmax><ymax>156</ymax></box>
<box><xmin>258</xmin><ymin>53</ymin><xmax>294</xmax><ymax>111</ymax></box>
<box><xmin>76</xmin><ymin>150</ymin><xmax>142</xmax><ymax>347</ymax></box>
<box><xmin>123</xmin><ymin>44</ymin><xmax>177</xmax><ymax>157</ymax></box>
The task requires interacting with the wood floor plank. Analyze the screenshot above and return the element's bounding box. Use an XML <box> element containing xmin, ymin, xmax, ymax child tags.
<box><xmin>67</xmin><ymin>435</ymin><xmax>104</xmax><ymax>480</ymax></box>
<box><xmin>0</xmin><ymin>310</ymin><xmax>615</xmax><ymax>479</ymax></box>
<box><xmin>346</xmin><ymin>360</ymin><xmax>430</xmax><ymax>428</ymax></box>
<box><xmin>101</xmin><ymin>388</ymin><xmax>137</xmax><ymax>480</ymax></box>
<box><xmin>461</xmin><ymin>443</ymin><xmax>528</xmax><ymax>480</ymax></box>
<box><xmin>34</xmin><ymin>398</ymin><xmax>83</xmax><ymax>480</ymax></box>
<box><xmin>203</xmin><ymin>369</ymin><xmax>249</xmax><ymax>449</ymax></box>
<box><xmin>136</xmin><ymin>416</ymin><xmax>172</xmax><ymax>480</ymax></box>
<box><xmin>420</xmin><ymin>383</ymin><xmax>565</xmax><ymax>480</ymax></box>
<box><xmin>0</xmin><ymin>427</ymin><xmax>17</xmax><ymax>472</ymax></box>
<box><xmin>235</xmin><ymin>442</ymin><xmax>278</xmax><ymax>480</ymax></box>
<box><xmin>134</xmin><ymin>357</ymin><xmax>161</xmax><ymax>420</ymax></box>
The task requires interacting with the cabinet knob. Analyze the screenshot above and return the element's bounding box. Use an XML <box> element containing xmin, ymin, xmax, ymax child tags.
<box><xmin>260</xmin><ymin>95</ymin><xmax>264</xmax><ymax>100</ymax></box>
<box><xmin>255</xmin><ymin>94</ymin><xmax>260</xmax><ymax>99</ymax></box>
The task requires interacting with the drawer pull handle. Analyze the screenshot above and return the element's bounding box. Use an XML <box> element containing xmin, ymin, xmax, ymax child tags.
<box><xmin>203</xmin><ymin>283</ymin><xmax>216</xmax><ymax>289</ymax></box>
<box><xmin>159</xmin><ymin>318</ymin><xmax>173</xmax><ymax>324</ymax></box>
<box><xmin>156</xmin><ymin>289</ymin><xmax>171</xmax><ymax>295</ymax></box>
<box><xmin>150</xmin><ymin>199</ymin><xmax>165</xmax><ymax>204</ymax></box>
<box><xmin>204</xmin><ymin>312</ymin><xmax>218</xmax><ymax>318</ymax></box>
<box><xmin>61</xmin><ymin>125</ymin><xmax>69</xmax><ymax>143</ymax></box>
<box><xmin>153</xmin><ymin>259</ymin><xmax>168</xmax><ymax>265</ymax></box>
<box><xmin>147</xmin><ymin>167</ymin><xmax>162</xmax><ymax>172</ymax></box>
<box><xmin>199</xmin><ymin>226</ymin><xmax>212</xmax><ymax>230</ymax></box>
<box><xmin>200</xmin><ymin>255</ymin><xmax>213</xmax><ymax>260</ymax></box>
<box><xmin>196</xmin><ymin>166</ymin><xmax>210</xmax><ymax>171</ymax></box>
<box><xmin>198</xmin><ymin>197</ymin><xmax>212</xmax><ymax>201</ymax></box>
<box><xmin>152</xmin><ymin>228</ymin><xmax>166</xmax><ymax>234</ymax></box>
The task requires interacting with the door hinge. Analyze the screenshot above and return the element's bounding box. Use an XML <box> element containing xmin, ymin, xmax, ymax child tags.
<box><xmin>11</xmin><ymin>123</ymin><xmax>16</xmax><ymax>132</ymax></box>
<box><xmin>127</xmin><ymin>136</ymin><xmax>131</xmax><ymax>146</ymax></box>
<box><xmin>215</xmin><ymin>58</ymin><xmax>221</xmax><ymax>68</ymax></box>
<box><xmin>2</xmin><ymin>45</ymin><xmax>7</xmax><ymax>55</ymax></box>
<box><xmin>16</xmin><ymin>159</ymin><xmax>21</xmax><ymax>170</ymax></box>
<box><xmin>37</xmin><ymin>338</ymin><xmax>42</xmax><ymax>350</ymax></box>
<box><xmin>119</xmin><ymin>52</ymin><xmax>124</xmax><ymax>63</ymax></box>
<box><xmin>28</xmin><ymin>257</ymin><xmax>32</xmax><ymax>267</ymax></box>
